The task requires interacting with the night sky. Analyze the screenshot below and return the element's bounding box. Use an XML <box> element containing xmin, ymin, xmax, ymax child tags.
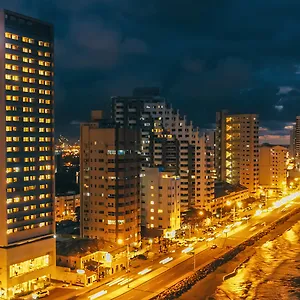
<box><xmin>3</xmin><ymin>0</ymin><xmax>300</xmax><ymax>144</ymax></box>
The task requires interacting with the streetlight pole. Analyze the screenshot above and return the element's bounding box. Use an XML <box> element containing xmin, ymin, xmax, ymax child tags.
<box><xmin>127</xmin><ymin>244</ymin><xmax>130</xmax><ymax>288</ymax></box>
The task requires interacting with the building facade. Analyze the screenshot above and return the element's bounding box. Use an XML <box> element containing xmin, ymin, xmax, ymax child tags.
<box><xmin>215</xmin><ymin>111</ymin><xmax>259</xmax><ymax>194</ymax></box>
<box><xmin>259</xmin><ymin>144</ymin><xmax>288</xmax><ymax>190</ymax></box>
<box><xmin>295</xmin><ymin>116</ymin><xmax>300</xmax><ymax>159</ymax></box>
<box><xmin>141</xmin><ymin>168</ymin><xmax>181</xmax><ymax>238</ymax></box>
<box><xmin>111</xmin><ymin>88</ymin><xmax>214</xmax><ymax>211</ymax></box>
<box><xmin>55</xmin><ymin>193</ymin><xmax>80</xmax><ymax>221</ymax></box>
<box><xmin>289</xmin><ymin>125</ymin><xmax>296</xmax><ymax>158</ymax></box>
<box><xmin>0</xmin><ymin>10</ymin><xmax>55</xmax><ymax>299</ymax></box>
<box><xmin>80</xmin><ymin>111</ymin><xmax>141</xmax><ymax>245</ymax></box>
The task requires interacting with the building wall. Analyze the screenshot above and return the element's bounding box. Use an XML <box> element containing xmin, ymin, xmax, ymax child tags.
<box><xmin>55</xmin><ymin>194</ymin><xmax>80</xmax><ymax>221</ymax></box>
<box><xmin>211</xmin><ymin>189</ymin><xmax>249</xmax><ymax>214</ymax></box>
<box><xmin>259</xmin><ymin>145</ymin><xmax>288</xmax><ymax>189</ymax></box>
<box><xmin>0</xmin><ymin>10</ymin><xmax>55</xmax><ymax>299</ymax></box>
<box><xmin>0</xmin><ymin>237</ymin><xmax>56</xmax><ymax>299</ymax></box>
<box><xmin>216</xmin><ymin>111</ymin><xmax>259</xmax><ymax>194</ymax></box>
<box><xmin>141</xmin><ymin>168</ymin><xmax>181</xmax><ymax>238</ymax></box>
<box><xmin>112</xmin><ymin>95</ymin><xmax>215</xmax><ymax>211</ymax></box>
<box><xmin>80</xmin><ymin>117</ymin><xmax>140</xmax><ymax>245</ymax></box>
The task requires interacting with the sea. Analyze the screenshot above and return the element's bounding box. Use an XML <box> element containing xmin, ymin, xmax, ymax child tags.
<box><xmin>212</xmin><ymin>221</ymin><xmax>300</xmax><ymax>300</ymax></box>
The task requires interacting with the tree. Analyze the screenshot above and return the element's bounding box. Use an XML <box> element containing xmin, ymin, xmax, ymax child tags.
<box><xmin>182</xmin><ymin>207</ymin><xmax>212</xmax><ymax>231</ymax></box>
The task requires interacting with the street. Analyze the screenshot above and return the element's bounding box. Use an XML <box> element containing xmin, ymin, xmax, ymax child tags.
<box><xmin>78</xmin><ymin>192</ymin><xmax>300</xmax><ymax>300</ymax></box>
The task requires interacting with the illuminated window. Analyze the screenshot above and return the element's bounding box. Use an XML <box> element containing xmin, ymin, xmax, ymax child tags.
<box><xmin>5</xmin><ymin>64</ymin><xmax>11</xmax><ymax>69</ymax></box>
<box><xmin>9</xmin><ymin>255</ymin><xmax>49</xmax><ymax>278</ymax></box>
<box><xmin>45</xmin><ymin>90</ymin><xmax>51</xmax><ymax>95</ymax></box>
<box><xmin>39</xmin><ymin>89</ymin><xmax>45</xmax><ymax>94</ymax></box>
<box><xmin>150</xmin><ymin>201</ymin><xmax>155</xmax><ymax>205</ymax></box>
<box><xmin>39</xmin><ymin>41</ymin><xmax>44</xmax><ymax>46</ymax></box>
<box><xmin>25</xmin><ymin>157</ymin><xmax>35</xmax><ymax>162</ymax></box>
<box><xmin>45</xmin><ymin>71</ymin><xmax>51</xmax><ymax>76</ymax></box>
<box><xmin>5</xmin><ymin>74</ymin><xmax>12</xmax><ymax>80</ymax></box>
<box><xmin>12</xmin><ymin>86</ymin><xmax>19</xmax><ymax>91</ymax></box>
<box><xmin>6</xmin><ymin>106</ymin><xmax>17</xmax><ymax>111</ymax></box>
<box><xmin>29</xmin><ymin>78</ymin><xmax>35</xmax><ymax>83</ymax></box>
<box><xmin>22</xmin><ymin>47</ymin><xmax>32</xmax><ymax>53</ymax></box>
<box><xmin>23</xmin><ymin>67</ymin><xmax>29</xmax><ymax>73</ymax></box>
<box><xmin>5</xmin><ymin>43</ymin><xmax>12</xmax><ymax>48</ymax></box>
<box><xmin>39</xmin><ymin>118</ymin><xmax>45</xmax><ymax>123</ymax></box>
<box><xmin>46</xmin><ymin>118</ymin><xmax>52</xmax><ymax>123</ymax></box>
<box><xmin>45</xmin><ymin>52</ymin><xmax>51</xmax><ymax>57</ymax></box>
<box><xmin>29</xmin><ymin>68</ymin><xmax>35</xmax><ymax>74</ymax></box>
<box><xmin>12</xmin><ymin>96</ymin><xmax>19</xmax><ymax>101</ymax></box>
<box><xmin>12</xmin><ymin>55</ymin><xmax>18</xmax><ymax>61</ymax></box>
<box><xmin>38</xmin><ymin>51</ymin><xmax>43</xmax><ymax>56</ymax></box>
<box><xmin>39</xmin><ymin>99</ymin><xmax>45</xmax><ymax>104</ymax></box>
<box><xmin>5</xmin><ymin>53</ymin><xmax>11</xmax><ymax>59</ymax></box>
<box><xmin>5</xmin><ymin>32</ymin><xmax>12</xmax><ymax>38</ymax></box>
<box><xmin>45</xmin><ymin>62</ymin><xmax>51</xmax><ymax>67</ymax></box>
<box><xmin>44</xmin><ymin>42</ymin><xmax>50</xmax><ymax>47</ymax></box>
<box><xmin>6</xmin><ymin>95</ymin><xmax>12</xmax><ymax>101</ymax></box>
<box><xmin>12</xmin><ymin>65</ymin><xmax>18</xmax><ymax>71</ymax></box>
<box><xmin>23</xmin><ymin>57</ymin><xmax>29</xmax><ymax>63</ymax></box>
<box><xmin>39</xmin><ymin>79</ymin><xmax>45</xmax><ymax>85</ymax></box>
<box><xmin>29</xmin><ymin>88</ymin><xmax>35</xmax><ymax>93</ymax></box>
<box><xmin>45</xmin><ymin>100</ymin><xmax>51</xmax><ymax>104</ymax></box>
<box><xmin>6</xmin><ymin>85</ymin><xmax>11</xmax><ymax>90</ymax></box>
<box><xmin>39</xmin><ymin>70</ymin><xmax>44</xmax><ymax>75</ymax></box>
<box><xmin>39</xmin><ymin>61</ymin><xmax>45</xmax><ymax>66</ymax></box>
<box><xmin>12</xmin><ymin>75</ymin><xmax>19</xmax><ymax>81</ymax></box>
<box><xmin>23</xmin><ymin>87</ymin><xmax>29</xmax><ymax>92</ymax></box>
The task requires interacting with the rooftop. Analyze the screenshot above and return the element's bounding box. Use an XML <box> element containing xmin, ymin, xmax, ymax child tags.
<box><xmin>215</xmin><ymin>181</ymin><xmax>248</xmax><ymax>198</ymax></box>
<box><xmin>56</xmin><ymin>237</ymin><xmax>122</xmax><ymax>257</ymax></box>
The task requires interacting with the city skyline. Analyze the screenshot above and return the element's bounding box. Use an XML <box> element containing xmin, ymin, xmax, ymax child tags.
<box><xmin>1</xmin><ymin>1</ymin><xmax>299</xmax><ymax>144</ymax></box>
<box><xmin>1</xmin><ymin>4</ymin><xmax>300</xmax><ymax>300</ymax></box>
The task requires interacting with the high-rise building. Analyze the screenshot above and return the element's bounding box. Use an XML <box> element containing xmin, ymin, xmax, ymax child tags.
<box><xmin>259</xmin><ymin>144</ymin><xmax>288</xmax><ymax>190</ymax></box>
<box><xmin>215</xmin><ymin>111</ymin><xmax>259</xmax><ymax>194</ymax></box>
<box><xmin>289</xmin><ymin>125</ymin><xmax>296</xmax><ymax>158</ymax></box>
<box><xmin>141</xmin><ymin>168</ymin><xmax>181</xmax><ymax>238</ymax></box>
<box><xmin>111</xmin><ymin>88</ymin><xmax>214</xmax><ymax>211</ymax></box>
<box><xmin>0</xmin><ymin>10</ymin><xmax>55</xmax><ymax>299</ymax></box>
<box><xmin>80</xmin><ymin>111</ymin><xmax>141</xmax><ymax>245</ymax></box>
<box><xmin>294</xmin><ymin>116</ymin><xmax>300</xmax><ymax>158</ymax></box>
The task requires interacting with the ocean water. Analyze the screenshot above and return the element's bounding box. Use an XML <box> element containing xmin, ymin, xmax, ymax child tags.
<box><xmin>212</xmin><ymin>221</ymin><xmax>300</xmax><ymax>300</ymax></box>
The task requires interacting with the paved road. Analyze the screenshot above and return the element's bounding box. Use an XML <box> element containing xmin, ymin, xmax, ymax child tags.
<box><xmin>47</xmin><ymin>287</ymin><xmax>75</xmax><ymax>300</ymax></box>
<box><xmin>108</xmin><ymin>196</ymin><xmax>300</xmax><ymax>300</ymax></box>
<box><xmin>53</xmin><ymin>193</ymin><xmax>300</xmax><ymax>300</ymax></box>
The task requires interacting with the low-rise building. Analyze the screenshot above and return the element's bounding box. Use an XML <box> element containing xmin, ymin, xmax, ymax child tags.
<box><xmin>56</xmin><ymin>238</ymin><xmax>127</xmax><ymax>277</ymax></box>
<box><xmin>141</xmin><ymin>168</ymin><xmax>181</xmax><ymax>238</ymax></box>
<box><xmin>55</xmin><ymin>193</ymin><xmax>80</xmax><ymax>221</ymax></box>
<box><xmin>211</xmin><ymin>182</ymin><xmax>249</xmax><ymax>215</ymax></box>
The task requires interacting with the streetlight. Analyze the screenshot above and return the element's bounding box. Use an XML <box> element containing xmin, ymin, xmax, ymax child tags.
<box><xmin>117</xmin><ymin>238</ymin><xmax>130</xmax><ymax>288</ymax></box>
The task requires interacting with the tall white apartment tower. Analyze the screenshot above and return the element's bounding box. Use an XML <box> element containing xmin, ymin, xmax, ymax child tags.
<box><xmin>111</xmin><ymin>88</ymin><xmax>214</xmax><ymax>211</ymax></box>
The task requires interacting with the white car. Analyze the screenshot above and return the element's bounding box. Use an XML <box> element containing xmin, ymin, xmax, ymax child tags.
<box><xmin>32</xmin><ymin>290</ymin><xmax>50</xmax><ymax>299</ymax></box>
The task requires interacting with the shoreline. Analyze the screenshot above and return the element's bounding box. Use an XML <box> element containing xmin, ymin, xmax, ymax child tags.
<box><xmin>179</xmin><ymin>213</ymin><xmax>300</xmax><ymax>300</ymax></box>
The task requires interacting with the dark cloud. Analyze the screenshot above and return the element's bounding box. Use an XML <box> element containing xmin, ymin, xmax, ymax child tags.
<box><xmin>2</xmin><ymin>0</ymin><xmax>300</xmax><ymax>140</ymax></box>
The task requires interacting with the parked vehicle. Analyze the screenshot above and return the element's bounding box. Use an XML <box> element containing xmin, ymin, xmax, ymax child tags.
<box><xmin>32</xmin><ymin>290</ymin><xmax>50</xmax><ymax>299</ymax></box>
<box><xmin>211</xmin><ymin>244</ymin><xmax>218</xmax><ymax>249</ymax></box>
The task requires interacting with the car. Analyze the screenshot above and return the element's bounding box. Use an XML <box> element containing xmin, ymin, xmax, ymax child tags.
<box><xmin>32</xmin><ymin>290</ymin><xmax>50</xmax><ymax>299</ymax></box>
<box><xmin>198</xmin><ymin>237</ymin><xmax>205</xmax><ymax>242</ymax></box>
<box><xmin>211</xmin><ymin>244</ymin><xmax>218</xmax><ymax>249</ymax></box>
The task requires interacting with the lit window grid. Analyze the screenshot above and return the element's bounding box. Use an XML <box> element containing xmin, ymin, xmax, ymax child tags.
<box><xmin>4</xmin><ymin>32</ymin><xmax>54</xmax><ymax>235</ymax></box>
